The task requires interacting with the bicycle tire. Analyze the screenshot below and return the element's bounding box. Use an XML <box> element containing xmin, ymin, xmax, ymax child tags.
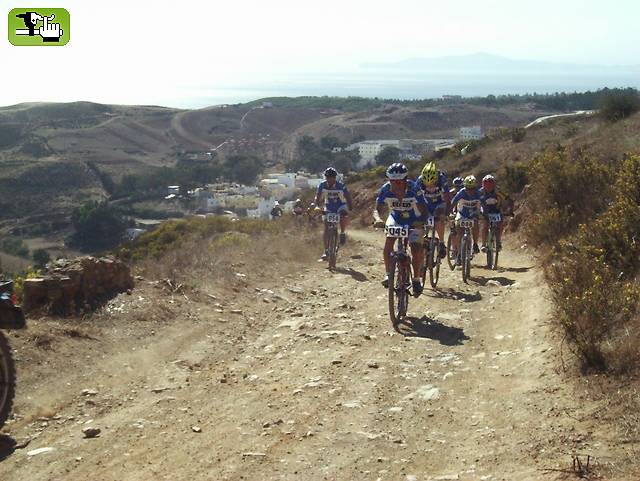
<box><xmin>486</xmin><ymin>228</ymin><xmax>494</xmax><ymax>269</ymax></box>
<box><xmin>492</xmin><ymin>227</ymin><xmax>500</xmax><ymax>270</ymax></box>
<box><xmin>429</xmin><ymin>235</ymin><xmax>441</xmax><ymax>288</ymax></box>
<box><xmin>420</xmin><ymin>235</ymin><xmax>429</xmax><ymax>286</ymax></box>
<box><xmin>461</xmin><ymin>235</ymin><xmax>470</xmax><ymax>283</ymax></box>
<box><xmin>447</xmin><ymin>232</ymin><xmax>456</xmax><ymax>270</ymax></box>
<box><xmin>0</xmin><ymin>332</ymin><xmax>16</xmax><ymax>429</ymax></box>
<box><xmin>328</xmin><ymin>228</ymin><xmax>338</xmax><ymax>270</ymax></box>
<box><xmin>388</xmin><ymin>256</ymin><xmax>399</xmax><ymax>326</ymax></box>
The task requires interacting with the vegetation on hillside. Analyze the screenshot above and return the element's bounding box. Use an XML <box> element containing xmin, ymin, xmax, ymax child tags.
<box><xmin>120</xmin><ymin>215</ymin><xmax>280</xmax><ymax>262</ymax></box>
<box><xmin>71</xmin><ymin>201</ymin><xmax>128</xmax><ymax>251</ymax></box>
<box><xmin>525</xmin><ymin>148</ymin><xmax>640</xmax><ymax>371</ymax></box>
<box><xmin>288</xmin><ymin>135</ymin><xmax>360</xmax><ymax>173</ymax></box>
<box><xmin>246</xmin><ymin>88</ymin><xmax>639</xmax><ymax>113</ymax></box>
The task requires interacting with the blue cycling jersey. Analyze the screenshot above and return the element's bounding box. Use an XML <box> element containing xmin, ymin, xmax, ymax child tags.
<box><xmin>414</xmin><ymin>172</ymin><xmax>449</xmax><ymax>206</ymax></box>
<box><xmin>376</xmin><ymin>181</ymin><xmax>426</xmax><ymax>225</ymax></box>
<box><xmin>317</xmin><ymin>180</ymin><xmax>349</xmax><ymax>213</ymax></box>
<box><xmin>451</xmin><ymin>188</ymin><xmax>483</xmax><ymax>218</ymax></box>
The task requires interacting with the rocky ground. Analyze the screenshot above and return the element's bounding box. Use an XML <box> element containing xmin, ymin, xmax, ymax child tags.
<box><xmin>0</xmin><ymin>229</ymin><xmax>635</xmax><ymax>480</ymax></box>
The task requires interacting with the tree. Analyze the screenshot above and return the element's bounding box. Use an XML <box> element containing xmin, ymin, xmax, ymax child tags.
<box><xmin>32</xmin><ymin>249</ymin><xmax>50</xmax><ymax>269</ymax></box>
<box><xmin>320</xmin><ymin>136</ymin><xmax>341</xmax><ymax>150</ymax></box>
<box><xmin>599</xmin><ymin>88</ymin><xmax>640</xmax><ymax>122</ymax></box>
<box><xmin>223</xmin><ymin>154</ymin><xmax>264</xmax><ymax>184</ymax></box>
<box><xmin>71</xmin><ymin>201</ymin><xmax>127</xmax><ymax>251</ymax></box>
<box><xmin>375</xmin><ymin>146</ymin><xmax>400</xmax><ymax>166</ymax></box>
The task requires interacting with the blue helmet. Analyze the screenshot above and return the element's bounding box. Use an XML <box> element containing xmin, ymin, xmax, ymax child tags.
<box><xmin>386</xmin><ymin>163</ymin><xmax>408</xmax><ymax>180</ymax></box>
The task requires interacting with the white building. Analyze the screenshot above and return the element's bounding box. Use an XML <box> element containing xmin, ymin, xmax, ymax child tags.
<box><xmin>460</xmin><ymin>126</ymin><xmax>483</xmax><ymax>141</ymax></box>
<box><xmin>167</xmin><ymin>185</ymin><xmax>180</xmax><ymax>195</ymax></box>
<box><xmin>354</xmin><ymin>140</ymin><xmax>401</xmax><ymax>167</ymax></box>
<box><xmin>247</xmin><ymin>197</ymin><xmax>277</xmax><ymax>218</ymax></box>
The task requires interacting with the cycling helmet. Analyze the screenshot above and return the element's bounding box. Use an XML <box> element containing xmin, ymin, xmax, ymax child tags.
<box><xmin>324</xmin><ymin>167</ymin><xmax>338</xmax><ymax>177</ymax></box>
<box><xmin>482</xmin><ymin>174</ymin><xmax>496</xmax><ymax>191</ymax></box>
<box><xmin>463</xmin><ymin>175</ymin><xmax>478</xmax><ymax>188</ymax></box>
<box><xmin>386</xmin><ymin>163</ymin><xmax>409</xmax><ymax>180</ymax></box>
<box><xmin>420</xmin><ymin>162</ymin><xmax>438</xmax><ymax>185</ymax></box>
<box><xmin>453</xmin><ymin>177</ymin><xmax>464</xmax><ymax>188</ymax></box>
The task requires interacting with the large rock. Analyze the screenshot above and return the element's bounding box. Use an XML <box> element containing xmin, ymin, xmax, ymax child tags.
<box><xmin>23</xmin><ymin>256</ymin><xmax>134</xmax><ymax>315</ymax></box>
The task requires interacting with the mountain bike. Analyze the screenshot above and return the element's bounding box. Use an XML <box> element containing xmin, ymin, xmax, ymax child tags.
<box><xmin>421</xmin><ymin>215</ymin><xmax>441</xmax><ymax>288</ymax></box>
<box><xmin>324</xmin><ymin>211</ymin><xmax>341</xmax><ymax>270</ymax></box>
<box><xmin>446</xmin><ymin>216</ymin><xmax>458</xmax><ymax>271</ymax></box>
<box><xmin>458</xmin><ymin>218</ymin><xmax>475</xmax><ymax>283</ymax></box>
<box><xmin>486</xmin><ymin>212</ymin><xmax>502</xmax><ymax>270</ymax></box>
<box><xmin>386</xmin><ymin>224</ymin><xmax>412</xmax><ymax>327</ymax></box>
<box><xmin>0</xmin><ymin>280</ymin><xmax>26</xmax><ymax>429</ymax></box>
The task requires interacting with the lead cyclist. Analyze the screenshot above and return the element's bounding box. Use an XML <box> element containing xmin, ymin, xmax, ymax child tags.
<box><xmin>373</xmin><ymin>163</ymin><xmax>428</xmax><ymax>296</ymax></box>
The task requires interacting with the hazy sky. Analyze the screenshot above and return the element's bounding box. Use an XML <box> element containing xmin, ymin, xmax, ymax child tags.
<box><xmin>1</xmin><ymin>0</ymin><xmax>638</xmax><ymax>107</ymax></box>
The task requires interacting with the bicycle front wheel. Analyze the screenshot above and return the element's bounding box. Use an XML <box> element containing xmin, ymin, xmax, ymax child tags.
<box><xmin>429</xmin><ymin>237</ymin><xmax>441</xmax><ymax>288</ymax></box>
<box><xmin>461</xmin><ymin>236</ymin><xmax>471</xmax><ymax>283</ymax></box>
<box><xmin>328</xmin><ymin>228</ymin><xmax>338</xmax><ymax>270</ymax></box>
<box><xmin>447</xmin><ymin>232</ymin><xmax>456</xmax><ymax>270</ymax></box>
<box><xmin>388</xmin><ymin>256</ymin><xmax>409</xmax><ymax>327</ymax></box>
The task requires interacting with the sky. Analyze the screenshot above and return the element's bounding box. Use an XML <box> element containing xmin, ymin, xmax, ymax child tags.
<box><xmin>1</xmin><ymin>0</ymin><xmax>639</xmax><ymax>107</ymax></box>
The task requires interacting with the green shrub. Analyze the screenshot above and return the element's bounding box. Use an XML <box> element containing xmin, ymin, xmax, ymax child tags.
<box><xmin>1</xmin><ymin>237</ymin><xmax>29</xmax><ymax>258</ymax></box>
<box><xmin>599</xmin><ymin>88</ymin><xmax>640</xmax><ymax>122</ymax></box>
<box><xmin>501</xmin><ymin>163</ymin><xmax>529</xmax><ymax>194</ymax></box>
<box><xmin>525</xmin><ymin>148</ymin><xmax>613</xmax><ymax>246</ymax></box>
<box><xmin>124</xmin><ymin>216</ymin><xmax>277</xmax><ymax>262</ymax></box>
<box><xmin>511</xmin><ymin>127</ymin><xmax>526</xmax><ymax>143</ymax></box>
<box><xmin>541</xmin><ymin>154</ymin><xmax>640</xmax><ymax>371</ymax></box>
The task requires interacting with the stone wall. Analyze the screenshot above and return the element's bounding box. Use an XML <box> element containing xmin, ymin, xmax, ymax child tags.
<box><xmin>23</xmin><ymin>256</ymin><xmax>134</xmax><ymax>315</ymax></box>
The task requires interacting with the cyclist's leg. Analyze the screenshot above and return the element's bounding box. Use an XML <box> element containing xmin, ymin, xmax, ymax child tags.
<box><xmin>338</xmin><ymin>205</ymin><xmax>348</xmax><ymax>244</ymax></box>
<box><xmin>409</xmin><ymin>223</ymin><xmax>424</xmax><ymax>294</ymax></box>
<box><xmin>434</xmin><ymin>204</ymin><xmax>447</xmax><ymax>257</ymax></box>
<box><xmin>472</xmin><ymin>216</ymin><xmax>480</xmax><ymax>252</ymax></box>
<box><xmin>382</xmin><ymin>215</ymin><xmax>397</xmax><ymax>286</ymax></box>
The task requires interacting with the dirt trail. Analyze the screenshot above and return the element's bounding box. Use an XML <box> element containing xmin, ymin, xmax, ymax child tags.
<box><xmin>0</xmin><ymin>229</ymin><xmax>621</xmax><ymax>480</ymax></box>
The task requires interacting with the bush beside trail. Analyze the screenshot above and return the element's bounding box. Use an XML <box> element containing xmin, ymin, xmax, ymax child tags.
<box><xmin>525</xmin><ymin>150</ymin><xmax>640</xmax><ymax>372</ymax></box>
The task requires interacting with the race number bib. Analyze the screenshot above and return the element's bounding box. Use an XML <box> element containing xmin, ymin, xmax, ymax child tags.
<box><xmin>488</xmin><ymin>213</ymin><xmax>502</xmax><ymax>223</ymax></box>
<box><xmin>326</xmin><ymin>213</ymin><xmax>341</xmax><ymax>223</ymax></box>
<box><xmin>425</xmin><ymin>216</ymin><xmax>435</xmax><ymax>228</ymax></box>
<box><xmin>385</xmin><ymin>225</ymin><xmax>409</xmax><ymax>238</ymax></box>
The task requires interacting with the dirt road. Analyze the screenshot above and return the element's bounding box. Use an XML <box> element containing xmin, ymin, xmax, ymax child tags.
<box><xmin>0</xmin><ymin>229</ymin><xmax>624</xmax><ymax>480</ymax></box>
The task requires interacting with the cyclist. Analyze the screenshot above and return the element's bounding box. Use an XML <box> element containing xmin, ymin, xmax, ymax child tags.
<box><xmin>413</xmin><ymin>162</ymin><xmax>449</xmax><ymax>258</ymax></box>
<box><xmin>449</xmin><ymin>177</ymin><xmax>464</xmax><ymax>197</ymax></box>
<box><xmin>315</xmin><ymin>167</ymin><xmax>353</xmax><ymax>260</ymax></box>
<box><xmin>479</xmin><ymin>174</ymin><xmax>510</xmax><ymax>252</ymax></box>
<box><xmin>270</xmin><ymin>201</ymin><xmax>283</xmax><ymax>220</ymax></box>
<box><xmin>373</xmin><ymin>163</ymin><xmax>428</xmax><ymax>296</ymax></box>
<box><xmin>306</xmin><ymin>202</ymin><xmax>321</xmax><ymax>227</ymax></box>
<box><xmin>293</xmin><ymin>198</ymin><xmax>304</xmax><ymax>227</ymax></box>
<box><xmin>449</xmin><ymin>175</ymin><xmax>483</xmax><ymax>262</ymax></box>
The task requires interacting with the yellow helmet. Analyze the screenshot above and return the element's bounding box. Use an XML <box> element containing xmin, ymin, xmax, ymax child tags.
<box><xmin>420</xmin><ymin>162</ymin><xmax>438</xmax><ymax>185</ymax></box>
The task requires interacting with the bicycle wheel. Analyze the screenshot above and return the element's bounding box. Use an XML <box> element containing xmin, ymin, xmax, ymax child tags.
<box><xmin>429</xmin><ymin>236</ymin><xmax>441</xmax><ymax>288</ymax></box>
<box><xmin>328</xmin><ymin>228</ymin><xmax>338</xmax><ymax>270</ymax></box>
<box><xmin>491</xmin><ymin>227</ymin><xmax>500</xmax><ymax>270</ymax></box>
<box><xmin>0</xmin><ymin>332</ymin><xmax>16</xmax><ymax>429</ymax></box>
<box><xmin>447</xmin><ymin>232</ymin><xmax>456</xmax><ymax>270</ymax></box>
<box><xmin>420</xmin><ymin>236</ymin><xmax>429</xmax><ymax>286</ymax></box>
<box><xmin>388</xmin><ymin>255</ymin><xmax>409</xmax><ymax>327</ymax></box>
<box><xmin>461</xmin><ymin>235</ymin><xmax>470</xmax><ymax>283</ymax></box>
<box><xmin>486</xmin><ymin>228</ymin><xmax>494</xmax><ymax>269</ymax></box>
